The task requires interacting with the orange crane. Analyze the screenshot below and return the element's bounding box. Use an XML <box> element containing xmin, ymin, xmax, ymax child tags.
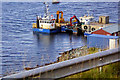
<box><xmin>56</xmin><ymin>11</ymin><xmax>65</xmax><ymax>23</ymax></box>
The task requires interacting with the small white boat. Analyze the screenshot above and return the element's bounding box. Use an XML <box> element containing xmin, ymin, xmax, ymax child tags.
<box><xmin>52</xmin><ymin>0</ymin><xmax>60</xmax><ymax>4</ymax></box>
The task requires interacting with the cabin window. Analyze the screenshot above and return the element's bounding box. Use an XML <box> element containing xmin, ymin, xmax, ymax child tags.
<box><xmin>41</xmin><ymin>21</ymin><xmax>43</xmax><ymax>23</ymax></box>
<box><xmin>90</xmin><ymin>18</ymin><xmax>93</xmax><ymax>21</ymax></box>
<box><xmin>86</xmin><ymin>19</ymin><xmax>88</xmax><ymax>21</ymax></box>
<box><xmin>82</xmin><ymin>22</ymin><xmax>85</xmax><ymax>25</ymax></box>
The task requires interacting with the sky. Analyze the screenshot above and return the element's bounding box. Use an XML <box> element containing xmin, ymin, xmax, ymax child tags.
<box><xmin>0</xmin><ymin>0</ymin><xmax>120</xmax><ymax>2</ymax></box>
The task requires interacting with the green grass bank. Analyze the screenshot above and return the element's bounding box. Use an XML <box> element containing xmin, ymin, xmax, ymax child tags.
<box><xmin>59</xmin><ymin>61</ymin><xmax>120</xmax><ymax>79</ymax></box>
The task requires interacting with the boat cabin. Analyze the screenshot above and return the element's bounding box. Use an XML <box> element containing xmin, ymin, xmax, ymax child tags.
<box><xmin>79</xmin><ymin>15</ymin><xmax>94</xmax><ymax>25</ymax></box>
<box><xmin>39</xmin><ymin>19</ymin><xmax>56</xmax><ymax>29</ymax></box>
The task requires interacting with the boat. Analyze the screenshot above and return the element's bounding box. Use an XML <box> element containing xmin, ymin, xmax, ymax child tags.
<box><xmin>79</xmin><ymin>11</ymin><xmax>95</xmax><ymax>35</ymax></box>
<box><xmin>32</xmin><ymin>2</ymin><xmax>61</xmax><ymax>34</ymax></box>
<box><xmin>52</xmin><ymin>0</ymin><xmax>60</xmax><ymax>4</ymax></box>
<box><xmin>61</xmin><ymin>15</ymin><xmax>84</xmax><ymax>35</ymax></box>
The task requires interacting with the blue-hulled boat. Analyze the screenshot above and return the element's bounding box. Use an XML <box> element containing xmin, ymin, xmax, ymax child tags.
<box><xmin>32</xmin><ymin>2</ymin><xmax>61</xmax><ymax>34</ymax></box>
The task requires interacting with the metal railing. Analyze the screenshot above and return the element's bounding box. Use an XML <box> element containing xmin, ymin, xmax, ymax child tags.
<box><xmin>2</xmin><ymin>48</ymin><xmax>120</xmax><ymax>80</ymax></box>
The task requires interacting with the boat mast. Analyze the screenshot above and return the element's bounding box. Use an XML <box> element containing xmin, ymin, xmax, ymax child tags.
<box><xmin>44</xmin><ymin>2</ymin><xmax>50</xmax><ymax>19</ymax></box>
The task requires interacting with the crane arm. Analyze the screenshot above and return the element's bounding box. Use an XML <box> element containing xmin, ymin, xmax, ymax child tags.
<box><xmin>56</xmin><ymin>11</ymin><xmax>64</xmax><ymax>23</ymax></box>
<box><xmin>70</xmin><ymin>15</ymin><xmax>81</xmax><ymax>26</ymax></box>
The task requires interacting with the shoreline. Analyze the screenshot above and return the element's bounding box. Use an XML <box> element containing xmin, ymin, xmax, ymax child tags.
<box><xmin>24</xmin><ymin>46</ymin><xmax>101</xmax><ymax>70</ymax></box>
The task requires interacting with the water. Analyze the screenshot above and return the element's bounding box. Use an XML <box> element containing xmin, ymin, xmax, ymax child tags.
<box><xmin>1</xmin><ymin>2</ymin><xmax>118</xmax><ymax>77</ymax></box>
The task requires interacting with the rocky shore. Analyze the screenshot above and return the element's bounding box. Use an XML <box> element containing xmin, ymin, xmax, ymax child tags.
<box><xmin>24</xmin><ymin>46</ymin><xmax>100</xmax><ymax>70</ymax></box>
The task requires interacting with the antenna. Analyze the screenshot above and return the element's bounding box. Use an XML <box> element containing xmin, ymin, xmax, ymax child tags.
<box><xmin>44</xmin><ymin>2</ymin><xmax>50</xmax><ymax>19</ymax></box>
<box><xmin>87</xmin><ymin>10</ymin><xmax>89</xmax><ymax>16</ymax></box>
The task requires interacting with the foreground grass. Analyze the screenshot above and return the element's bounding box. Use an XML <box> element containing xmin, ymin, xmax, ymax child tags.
<box><xmin>59</xmin><ymin>48</ymin><xmax>120</xmax><ymax>79</ymax></box>
<box><xmin>33</xmin><ymin>47</ymin><xmax>119</xmax><ymax>79</ymax></box>
<box><xmin>88</xmin><ymin>47</ymin><xmax>100</xmax><ymax>54</ymax></box>
<box><xmin>59</xmin><ymin>61</ymin><xmax>120</xmax><ymax>79</ymax></box>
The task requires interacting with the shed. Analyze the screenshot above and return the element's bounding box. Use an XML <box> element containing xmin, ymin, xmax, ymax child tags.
<box><xmin>87</xmin><ymin>34</ymin><xmax>119</xmax><ymax>49</ymax></box>
<box><xmin>99</xmin><ymin>16</ymin><xmax>109</xmax><ymax>24</ymax></box>
<box><xmin>91</xmin><ymin>24</ymin><xmax>120</xmax><ymax>36</ymax></box>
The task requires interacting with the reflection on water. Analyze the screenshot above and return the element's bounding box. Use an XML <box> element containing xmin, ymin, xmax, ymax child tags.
<box><xmin>33</xmin><ymin>32</ymin><xmax>87</xmax><ymax>53</ymax></box>
<box><xmin>33</xmin><ymin>32</ymin><xmax>54</xmax><ymax>48</ymax></box>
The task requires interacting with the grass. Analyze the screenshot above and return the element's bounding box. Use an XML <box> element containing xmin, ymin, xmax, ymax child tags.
<box><xmin>87</xmin><ymin>47</ymin><xmax>100</xmax><ymax>54</ymax></box>
<box><xmin>58</xmin><ymin>47</ymin><xmax>120</xmax><ymax>79</ymax></box>
<box><xmin>59</xmin><ymin>61</ymin><xmax>120</xmax><ymax>79</ymax></box>
<box><xmin>17</xmin><ymin>47</ymin><xmax>119</xmax><ymax>79</ymax></box>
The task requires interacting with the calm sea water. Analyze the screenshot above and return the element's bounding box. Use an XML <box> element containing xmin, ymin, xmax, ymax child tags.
<box><xmin>1</xmin><ymin>2</ymin><xmax>118</xmax><ymax>76</ymax></box>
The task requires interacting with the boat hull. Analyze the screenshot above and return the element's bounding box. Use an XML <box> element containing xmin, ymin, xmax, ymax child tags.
<box><xmin>33</xmin><ymin>28</ymin><xmax>61</xmax><ymax>34</ymax></box>
<box><xmin>61</xmin><ymin>26</ymin><xmax>84</xmax><ymax>35</ymax></box>
<box><xmin>52</xmin><ymin>2</ymin><xmax>59</xmax><ymax>4</ymax></box>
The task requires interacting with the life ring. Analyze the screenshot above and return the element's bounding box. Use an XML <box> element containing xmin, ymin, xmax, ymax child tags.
<box><xmin>92</xmin><ymin>28</ymin><xmax>95</xmax><ymax>31</ymax></box>
<box><xmin>84</xmin><ymin>26</ymin><xmax>88</xmax><ymax>29</ymax></box>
